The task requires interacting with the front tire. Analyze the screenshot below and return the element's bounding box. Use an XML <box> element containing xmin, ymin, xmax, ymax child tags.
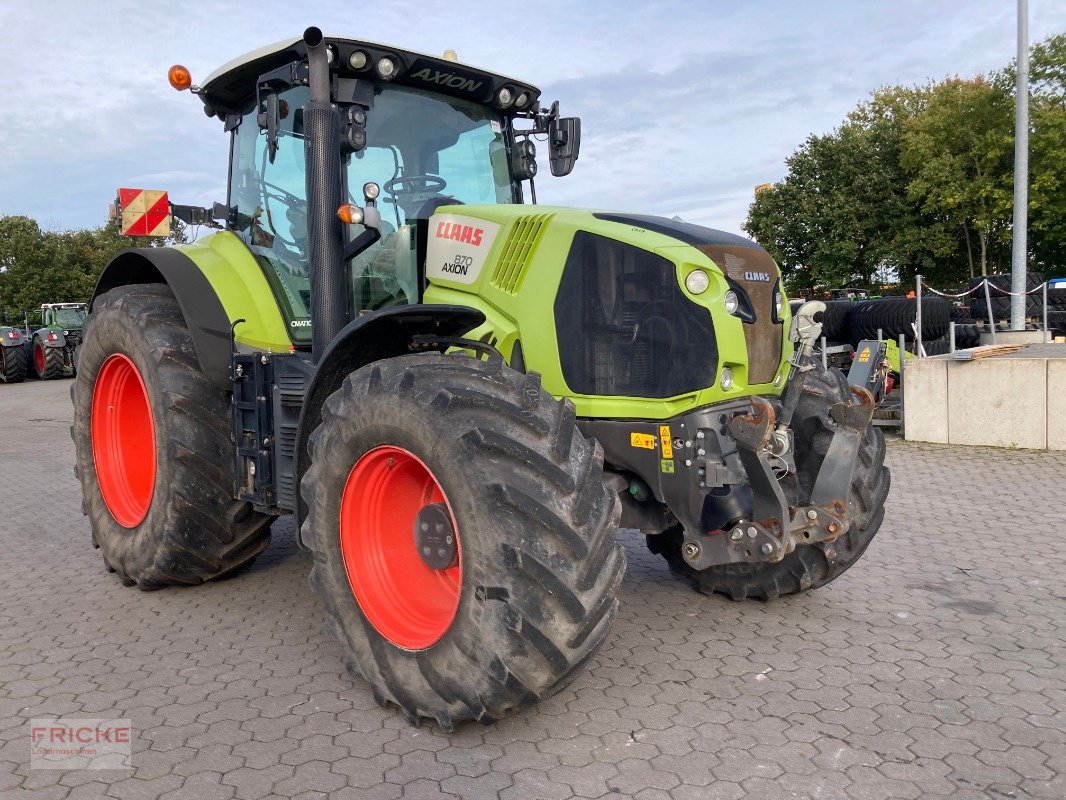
<box><xmin>73</xmin><ymin>285</ymin><xmax>272</xmax><ymax>588</ymax></box>
<box><xmin>648</xmin><ymin>365</ymin><xmax>890</xmax><ymax>600</ymax></box>
<box><xmin>301</xmin><ymin>354</ymin><xmax>624</xmax><ymax>729</ymax></box>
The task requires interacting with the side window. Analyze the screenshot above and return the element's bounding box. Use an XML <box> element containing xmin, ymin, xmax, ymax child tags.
<box><xmin>229</xmin><ymin>86</ymin><xmax>312</xmax><ymax>341</ymax></box>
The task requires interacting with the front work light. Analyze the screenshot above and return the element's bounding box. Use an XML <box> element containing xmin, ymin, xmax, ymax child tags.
<box><xmin>376</xmin><ymin>57</ymin><xmax>397</xmax><ymax>80</ymax></box>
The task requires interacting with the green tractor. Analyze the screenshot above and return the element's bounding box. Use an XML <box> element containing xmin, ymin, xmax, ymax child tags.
<box><xmin>73</xmin><ymin>28</ymin><xmax>890</xmax><ymax>728</ymax></box>
<box><xmin>30</xmin><ymin>303</ymin><xmax>85</xmax><ymax>379</ymax></box>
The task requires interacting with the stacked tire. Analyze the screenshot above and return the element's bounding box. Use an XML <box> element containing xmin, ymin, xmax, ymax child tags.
<box><xmin>850</xmin><ymin>297</ymin><xmax>950</xmax><ymax>342</ymax></box>
<box><xmin>819</xmin><ymin>301</ymin><xmax>857</xmax><ymax>343</ymax></box>
<box><xmin>969</xmin><ymin>273</ymin><xmax>1044</xmax><ymax>321</ymax></box>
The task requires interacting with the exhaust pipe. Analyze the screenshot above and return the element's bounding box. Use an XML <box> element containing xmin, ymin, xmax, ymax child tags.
<box><xmin>302</xmin><ymin>26</ymin><xmax>347</xmax><ymax>362</ymax></box>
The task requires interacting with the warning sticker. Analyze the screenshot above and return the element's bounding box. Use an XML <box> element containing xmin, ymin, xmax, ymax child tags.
<box><xmin>659</xmin><ymin>426</ymin><xmax>673</xmax><ymax>459</ymax></box>
<box><xmin>631</xmin><ymin>432</ymin><xmax>656</xmax><ymax>450</ymax></box>
<box><xmin>660</xmin><ymin>459</ymin><xmax>675</xmax><ymax>474</ymax></box>
<box><xmin>858</xmin><ymin>347</ymin><xmax>871</xmax><ymax>363</ymax></box>
<box><xmin>425</xmin><ymin>214</ymin><xmax>501</xmax><ymax>285</ymax></box>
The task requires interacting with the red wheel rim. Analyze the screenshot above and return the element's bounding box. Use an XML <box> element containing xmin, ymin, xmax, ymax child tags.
<box><xmin>34</xmin><ymin>343</ymin><xmax>45</xmax><ymax>373</ymax></box>
<box><xmin>340</xmin><ymin>446</ymin><xmax>462</xmax><ymax>650</ymax></box>
<box><xmin>91</xmin><ymin>354</ymin><xmax>156</xmax><ymax>528</ymax></box>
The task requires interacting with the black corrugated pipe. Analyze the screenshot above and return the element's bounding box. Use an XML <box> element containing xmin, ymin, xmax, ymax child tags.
<box><xmin>302</xmin><ymin>26</ymin><xmax>347</xmax><ymax>362</ymax></box>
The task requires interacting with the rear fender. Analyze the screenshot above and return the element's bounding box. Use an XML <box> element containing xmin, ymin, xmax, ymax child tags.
<box><xmin>0</xmin><ymin>327</ymin><xmax>24</xmax><ymax>348</ymax></box>
<box><xmin>36</xmin><ymin>330</ymin><xmax>67</xmax><ymax>348</ymax></box>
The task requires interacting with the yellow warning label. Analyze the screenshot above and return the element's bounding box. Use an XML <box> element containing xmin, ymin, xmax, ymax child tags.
<box><xmin>858</xmin><ymin>347</ymin><xmax>871</xmax><ymax>363</ymax></box>
<box><xmin>630</xmin><ymin>432</ymin><xmax>656</xmax><ymax>450</ymax></box>
<box><xmin>659</xmin><ymin>425</ymin><xmax>673</xmax><ymax>459</ymax></box>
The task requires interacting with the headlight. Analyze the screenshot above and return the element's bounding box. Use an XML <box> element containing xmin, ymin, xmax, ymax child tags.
<box><xmin>720</xmin><ymin>366</ymin><xmax>734</xmax><ymax>390</ymax></box>
<box><xmin>724</xmin><ymin>290</ymin><xmax>739</xmax><ymax>315</ymax></box>
<box><xmin>774</xmin><ymin>289</ymin><xmax>783</xmax><ymax>318</ymax></box>
<box><xmin>685</xmin><ymin>269</ymin><xmax>710</xmax><ymax>295</ymax></box>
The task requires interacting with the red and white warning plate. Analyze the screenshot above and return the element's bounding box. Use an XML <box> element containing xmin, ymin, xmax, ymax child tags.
<box><xmin>117</xmin><ymin>188</ymin><xmax>171</xmax><ymax>237</ymax></box>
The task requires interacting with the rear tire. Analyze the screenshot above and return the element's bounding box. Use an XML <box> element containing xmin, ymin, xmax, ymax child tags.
<box><xmin>72</xmin><ymin>285</ymin><xmax>272</xmax><ymax>589</ymax></box>
<box><xmin>301</xmin><ymin>354</ymin><xmax>624</xmax><ymax>729</ymax></box>
<box><xmin>0</xmin><ymin>344</ymin><xmax>28</xmax><ymax>383</ymax></box>
<box><xmin>647</xmin><ymin>365</ymin><xmax>890</xmax><ymax>600</ymax></box>
<box><xmin>34</xmin><ymin>339</ymin><xmax>65</xmax><ymax>379</ymax></box>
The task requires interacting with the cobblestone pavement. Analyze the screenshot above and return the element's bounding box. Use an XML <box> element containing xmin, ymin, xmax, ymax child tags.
<box><xmin>0</xmin><ymin>379</ymin><xmax>1063</xmax><ymax>800</ymax></box>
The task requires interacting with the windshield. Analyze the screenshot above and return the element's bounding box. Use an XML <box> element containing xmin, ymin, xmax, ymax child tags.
<box><xmin>353</xmin><ymin>84</ymin><xmax>515</xmax><ymax>224</ymax></box>
<box><xmin>347</xmin><ymin>85</ymin><xmax>515</xmax><ymax>314</ymax></box>
<box><xmin>228</xmin><ymin>81</ymin><xmax>516</xmax><ymax>340</ymax></box>
<box><xmin>54</xmin><ymin>308</ymin><xmax>85</xmax><ymax>328</ymax></box>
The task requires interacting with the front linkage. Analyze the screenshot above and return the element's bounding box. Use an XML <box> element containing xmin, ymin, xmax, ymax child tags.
<box><xmin>585</xmin><ymin>301</ymin><xmax>876</xmax><ymax>570</ymax></box>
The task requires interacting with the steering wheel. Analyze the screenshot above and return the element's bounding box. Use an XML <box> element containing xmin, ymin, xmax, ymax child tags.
<box><xmin>383</xmin><ymin>174</ymin><xmax>448</xmax><ymax>196</ymax></box>
<box><xmin>260</xmin><ymin>181</ymin><xmax>305</xmax><ymax>248</ymax></box>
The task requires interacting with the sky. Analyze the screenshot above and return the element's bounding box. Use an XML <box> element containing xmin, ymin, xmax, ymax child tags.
<box><xmin>0</xmin><ymin>0</ymin><xmax>1063</xmax><ymax>237</ymax></box>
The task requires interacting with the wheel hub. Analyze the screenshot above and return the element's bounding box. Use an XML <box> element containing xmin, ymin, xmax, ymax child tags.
<box><xmin>339</xmin><ymin>445</ymin><xmax>462</xmax><ymax>650</ymax></box>
<box><xmin>413</xmin><ymin>502</ymin><xmax>458</xmax><ymax>570</ymax></box>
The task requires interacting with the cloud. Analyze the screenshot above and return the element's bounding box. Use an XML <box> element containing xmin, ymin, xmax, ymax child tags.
<box><xmin>0</xmin><ymin>0</ymin><xmax>1063</xmax><ymax>236</ymax></box>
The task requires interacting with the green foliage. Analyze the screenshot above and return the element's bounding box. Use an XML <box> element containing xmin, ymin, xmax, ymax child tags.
<box><xmin>745</xmin><ymin>34</ymin><xmax>1066</xmax><ymax>293</ymax></box>
<box><xmin>0</xmin><ymin>217</ymin><xmax>187</xmax><ymax>321</ymax></box>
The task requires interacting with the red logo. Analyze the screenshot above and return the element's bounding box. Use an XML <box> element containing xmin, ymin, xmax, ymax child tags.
<box><xmin>435</xmin><ymin>221</ymin><xmax>484</xmax><ymax>247</ymax></box>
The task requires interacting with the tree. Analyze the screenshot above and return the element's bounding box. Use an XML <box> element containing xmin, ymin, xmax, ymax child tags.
<box><xmin>900</xmin><ymin>77</ymin><xmax>1014</xmax><ymax>277</ymax></box>
<box><xmin>0</xmin><ymin>216</ymin><xmax>187</xmax><ymax>320</ymax></box>
<box><xmin>745</xmin><ymin>35</ymin><xmax>1065</xmax><ymax>292</ymax></box>
<box><xmin>1000</xmin><ymin>34</ymin><xmax>1066</xmax><ymax>271</ymax></box>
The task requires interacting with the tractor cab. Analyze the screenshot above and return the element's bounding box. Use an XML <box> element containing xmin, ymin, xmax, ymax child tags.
<box><xmin>189</xmin><ymin>35</ymin><xmax>579</xmax><ymax>346</ymax></box>
<box><xmin>41</xmin><ymin>303</ymin><xmax>87</xmax><ymax>334</ymax></box>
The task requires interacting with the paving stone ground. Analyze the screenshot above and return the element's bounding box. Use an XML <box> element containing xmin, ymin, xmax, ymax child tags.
<box><xmin>0</xmin><ymin>378</ymin><xmax>1063</xmax><ymax>799</ymax></box>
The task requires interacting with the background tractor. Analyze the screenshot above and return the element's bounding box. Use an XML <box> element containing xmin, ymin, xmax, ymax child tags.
<box><xmin>73</xmin><ymin>28</ymin><xmax>890</xmax><ymax>728</ymax></box>
<box><xmin>0</xmin><ymin>312</ymin><xmax>31</xmax><ymax>383</ymax></box>
<box><xmin>29</xmin><ymin>303</ymin><xmax>85</xmax><ymax>379</ymax></box>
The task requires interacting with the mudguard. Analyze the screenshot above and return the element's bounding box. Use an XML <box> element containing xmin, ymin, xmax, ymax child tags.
<box><xmin>36</xmin><ymin>330</ymin><xmax>67</xmax><ymax>348</ymax></box>
<box><xmin>91</xmin><ymin>248</ymin><xmax>233</xmax><ymax>390</ymax></box>
<box><xmin>0</xmin><ymin>327</ymin><xmax>24</xmax><ymax>347</ymax></box>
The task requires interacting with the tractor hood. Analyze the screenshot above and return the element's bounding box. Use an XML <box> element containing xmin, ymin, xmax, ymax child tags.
<box><xmin>423</xmin><ymin>205</ymin><xmax>790</xmax><ymax>419</ymax></box>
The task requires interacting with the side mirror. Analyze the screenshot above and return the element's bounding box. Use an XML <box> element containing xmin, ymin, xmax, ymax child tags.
<box><xmin>257</xmin><ymin>91</ymin><xmax>279</xmax><ymax>164</ymax></box>
<box><xmin>548</xmin><ymin>116</ymin><xmax>580</xmax><ymax>177</ymax></box>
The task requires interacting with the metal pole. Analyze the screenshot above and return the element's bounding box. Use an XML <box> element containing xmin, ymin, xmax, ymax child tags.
<box><xmin>821</xmin><ymin>336</ymin><xmax>827</xmax><ymax>370</ymax></box>
<box><xmin>984</xmin><ymin>279</ymin><xmax>997</xmax><ymax>345</ymax></box>
<box><xmin>1043</xmin><ymin>281</ymin><xmax>1049</xmax><ymax>343</ymax></box>
<box><xmin>949</xmin><ymin>322</ymin><xmax>956</xmax><ymax>353</ymax></box>
<box><xmin>1010</xmin><ymin>0</ymin><xmax>1030</xmax><ymax>330</ymax></box>
<box><xmin>898</xmin><ymin>334</ymin><xmax>906</xmax><ymax>437</ymax></box>
<box><xmin>915</xmin><ymin>274</ymin><xmax>923</xmax><ymax>358</ymax></box>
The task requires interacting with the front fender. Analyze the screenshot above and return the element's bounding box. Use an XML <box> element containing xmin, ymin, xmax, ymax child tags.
<box><xmin>293</xmin><ymin>304</ymin><xmax>485</xmax><ymax>531</ymax></box>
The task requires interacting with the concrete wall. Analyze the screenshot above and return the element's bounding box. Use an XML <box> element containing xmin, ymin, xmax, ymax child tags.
<box><xmin>903</xmin><ymin>354</ymin><xmax>1066</xmax><ymax>450</ymax></box>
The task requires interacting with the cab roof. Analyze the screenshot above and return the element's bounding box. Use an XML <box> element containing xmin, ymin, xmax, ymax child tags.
<box><xmin>200</xmin><ymin>35</ymin><xmax>542</xmax><ymax>114</ymax></box>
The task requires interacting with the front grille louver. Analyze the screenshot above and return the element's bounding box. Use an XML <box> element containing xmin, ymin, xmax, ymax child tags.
<box><xmin>490</xmin><ymin>214</ymin><xmax>554</xmax><ymax>294</ymax></box>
